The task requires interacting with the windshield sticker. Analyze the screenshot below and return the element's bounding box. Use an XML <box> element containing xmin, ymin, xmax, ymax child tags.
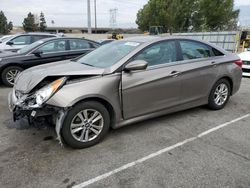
<box><xmin>124</xmin><ymin>42</ymin><xmax>140</xmax><ymax>47</ymax></box>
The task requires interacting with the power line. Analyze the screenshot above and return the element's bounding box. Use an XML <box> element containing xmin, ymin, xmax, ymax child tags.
<box><xmin>109</xmin><ymin>8</ymin><xmax>117</xmax><ymax>29</ymax></box>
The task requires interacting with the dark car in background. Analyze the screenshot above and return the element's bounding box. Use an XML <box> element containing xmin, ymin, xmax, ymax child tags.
<box><xmin>0</xmin><ymin>33</ymin><xmax>59</xmax><ymax>52</ymax></box>
<box><xmin>0</xmin><ymin>37</ymin><xmax>100</xmax><ymax>86</ymax></box>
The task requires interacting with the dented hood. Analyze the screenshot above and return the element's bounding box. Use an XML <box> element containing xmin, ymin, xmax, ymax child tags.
<box><xmin>15</xmin><ymin>60</ymin><xmax>105</xmax><ymax>93</ymax></box>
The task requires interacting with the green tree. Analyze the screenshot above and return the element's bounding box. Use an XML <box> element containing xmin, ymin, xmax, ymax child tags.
<box><xmin>0</xmin><ymin>11</ymin><xmax>12</xmax><ymax>34</ymax></box>
<box><xmin>136</xmin><ymin>0</ymin><xmax>239</xmax><ymax>33</ymax></box>
<box><xmin>22</xmin><ymin>12</ymin><xmax>39</xmax><ymax>32</ymax></box>
<box><xmin>8</xmin><ymin>21</ymin><xmax>13</xmax><ymax>31</ymax></box>
<box><xmin>39</xmin><ymin>12</ymin><xmax>47</xmax><ymax>32</ymax></box>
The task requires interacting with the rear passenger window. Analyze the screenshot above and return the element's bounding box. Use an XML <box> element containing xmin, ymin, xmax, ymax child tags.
<box><xmin>69</xmin><ymin>39</ymin><xmax>93</xmax><ymax>50</ymax></box>
<box><xmin>212</xmin><ymin>48</ymin><xmax>224</xmax><ymax>56</ymax></box>
<box><xmin>179</xmin><ymin>40</ymin><xmax>211</xmax><ymax>60</ymax></box>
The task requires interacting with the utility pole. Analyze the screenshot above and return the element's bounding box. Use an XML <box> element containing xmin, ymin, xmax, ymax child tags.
<box><xmin>87</xmin><ymin>0</ymin><xmax>91</xmax><ymax>34</ymax></box>
<box><xmin>94</xmin><ymin>0</ymin><xmax>97</xmax><ymax>33</ymax></box>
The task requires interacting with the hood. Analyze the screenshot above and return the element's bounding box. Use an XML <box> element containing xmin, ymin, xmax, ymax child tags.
<box><xmin>0</xmin><ymin>51</ymin><xmax>20</xmax><ymax>58</ymax></box>
<box><xmin>15</xmin><ymin>60</ymin><xmax>105</xmax><ymax>93</ymax></box>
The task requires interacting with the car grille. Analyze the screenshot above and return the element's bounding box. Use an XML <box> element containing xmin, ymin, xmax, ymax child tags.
<box><xmin>242</xmin><ymin>61</ymin><xmax>250</xmax><ymax>65</ymax></box>
<box><xmin>242</xmin><ymin>68</ymin><xmax>250</xmax><ymax>73</ymax></box>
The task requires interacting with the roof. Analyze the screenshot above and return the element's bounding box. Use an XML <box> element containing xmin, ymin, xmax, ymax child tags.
<box><xmin>123</xmin><ymin>36</ymin><xmax>160</xmax><ymax>43</ymax></box>
<box><xmin>38</xmin><ymin>37</ymin><xmax>99</xmax><ymax>44</ymax></box>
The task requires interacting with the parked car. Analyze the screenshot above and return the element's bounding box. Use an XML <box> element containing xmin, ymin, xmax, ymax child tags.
<box><xmin>0</xmin><ymin>33</ymin><xmax>59</xmax><ymax>52</ymax></box>
<box><xmin>8</xmin><ymin>36</ymin><xmax>242</xmax><ymax>149</ymax></box>
<box><xmin>238</xmin><ymin>51</ymin><xmax>250</xmax><ymax>77</ymax></box>
<box><xmin>0</xmin><ymin>37</ymin><xmax>100</xmax><ymax>86</ymax></box>
<box><xmin>0</xmin><ymin>35</ymin><xmax>12</xmax><ymax>43</ymax></box>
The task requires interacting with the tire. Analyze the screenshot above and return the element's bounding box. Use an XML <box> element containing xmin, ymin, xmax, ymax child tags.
<box><xmin>61</xmin><ymin>101</ymin><xmax>110</xmax><ymax>149</ymax></box>
<box><xmin>208</xmin><ymin>79</ymin><xmax>231</xmax><ymax>110</ymax></box>
<box><xmin>1</xmin><ymin>66</ymin><xmax>23</xmax><ymax>87</ymax></box>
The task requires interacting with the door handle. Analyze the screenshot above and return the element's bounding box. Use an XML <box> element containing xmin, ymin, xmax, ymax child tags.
<box><xmin>211</xmin><ymin>61</ymin><xmax>217</xmax><ymax>67</ymax></box>
<box><xmin>170</xmin><ymin>71</ymin><xmax>181</xmax><ymax>77</ymax></box>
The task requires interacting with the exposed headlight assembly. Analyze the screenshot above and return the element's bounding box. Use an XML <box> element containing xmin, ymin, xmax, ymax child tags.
<box><xmin>29</xmin><ymin>77</ymin><xmax>67</xmax><ymax>108</ymax></box>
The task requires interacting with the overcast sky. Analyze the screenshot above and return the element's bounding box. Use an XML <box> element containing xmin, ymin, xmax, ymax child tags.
<box><xmin>1</xmin><ymin>0</ymin><xmax>250</xmax><ymax>28</ymax></box>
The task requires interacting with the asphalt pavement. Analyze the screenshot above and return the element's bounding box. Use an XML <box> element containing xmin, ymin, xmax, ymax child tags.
<box><xmin>0</xmin><ymin>78</ymin><xmax>249</xmax><ymax>188</ymax></box>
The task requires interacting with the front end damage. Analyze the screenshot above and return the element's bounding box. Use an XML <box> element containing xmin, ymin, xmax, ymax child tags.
<box><xmin>8</xmin><ymin>77</ymin><xmax>69</xmax><ymax>145</ymax></box>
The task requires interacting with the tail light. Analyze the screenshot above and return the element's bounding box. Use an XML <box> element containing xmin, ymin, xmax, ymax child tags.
<box><xmin>234</xmin><ymin>60</ymin><xmax>242</xmax><ymax>68</ymax></box>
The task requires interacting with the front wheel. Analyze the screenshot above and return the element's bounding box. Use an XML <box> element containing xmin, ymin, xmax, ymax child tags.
<box><xmin>208</xmin><ymin>79</ymin><xmax>231</xmax><ymax>110</ymax></box>
<box><xmin>61</xmin><ymin>101</ymin><xmax>110</xmax><ymax>149</ymax></box>
<box><xmin>1</xmin><ymin>66</ymin><xmax>23</xmax><ymax>87</ymax></box>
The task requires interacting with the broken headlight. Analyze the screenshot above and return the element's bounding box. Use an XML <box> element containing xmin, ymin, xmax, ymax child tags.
<box><xmin>29</xmin><ymin>77</ymin><xmax>67</xmax><ymax>108</ymax></box>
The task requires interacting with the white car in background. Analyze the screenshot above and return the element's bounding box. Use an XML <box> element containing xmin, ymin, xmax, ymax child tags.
<box><xmin>0</xmin><ymin>33</ymin><xmax>58</xmax><ymax>52</ymax></box>
<box><xmin>0</xmin><ymin>35</ymin><xmax>12</xmax><ymax>43</ymax></box>
<box><xmin>239</xmin><ymin>51</ymin><xmax>250</xmax><ymax>77</ymax></box>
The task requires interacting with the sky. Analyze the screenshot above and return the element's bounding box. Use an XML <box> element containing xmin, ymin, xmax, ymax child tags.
<box><xmin>0</xmin><ymin>0</ymin><xmax>250</xmax><ymax>28</ymax></box>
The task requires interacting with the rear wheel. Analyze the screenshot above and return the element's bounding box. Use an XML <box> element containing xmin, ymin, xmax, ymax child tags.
<box><xmin>1</xmin><ymin>66</ymin><xmax>23</xmax><ymax>87</ymax></box>
<box><xmin>61</xmin><ymin>101</ymin><xmax>110</xmax><ymax>149</ymax></box>
<box><xmin>208</xmin><ymin>79</ymin><xmax>231</xmax><ymax>110</ymax></box>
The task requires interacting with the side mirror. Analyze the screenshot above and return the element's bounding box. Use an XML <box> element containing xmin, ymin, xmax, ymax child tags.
<box><xmin>32</xmin><ymin>50</ymin><xmax>43</xmax><ymax>57</ymax></box>
<box><xmin>6</xmin><ymin>41</ymin><xmax>14</xmax><ymax>46</ymax></box>
<box><xmin>124</xmin><ymin>60</ymin><xmax>148</xmax><ymax>72</ymax></box>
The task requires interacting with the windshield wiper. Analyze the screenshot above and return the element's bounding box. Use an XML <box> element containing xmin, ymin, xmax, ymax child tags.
<box><xmin>81</xmin><ymin>62</ymin><xmax>95</xmax><ymax>67</ymax></box>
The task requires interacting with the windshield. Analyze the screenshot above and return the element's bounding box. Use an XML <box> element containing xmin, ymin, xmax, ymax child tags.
<box><xmin>17</xmin><ymin>40</ymin><xmax>44</xmax><ymax>54</ymax></box>
<box><xmin>0</xmin><ymin>35</ymin><xmax>12</xmax><ymax>43</ymax></box>
<box><xmin>77</xmin><ymin>40</ymin><xmax>141</xmax><ymax>68</ymax></box>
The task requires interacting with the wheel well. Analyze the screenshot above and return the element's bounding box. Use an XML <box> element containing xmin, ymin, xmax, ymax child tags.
<box><xmin>74</xmin><ymin>97</ymin><xmax>116</xmax><ymax>128</ymax></box>
<box><xmin>0</xmin><ymin>63</ymin><xmax>24</xmax><ymax>75</ymax></box>
<box><xmin>219</xmin><ymin>76</ymin><xmax>233</xmax><ymax>95</ymax></box>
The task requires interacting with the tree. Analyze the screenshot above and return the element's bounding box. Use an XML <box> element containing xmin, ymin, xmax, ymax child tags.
<box><xmin>22</xmin><ymin>12</ymin><xmax>39</xmax><ymax>32</ymax></box>
<box><xmin>8</xmin><ymin>21</ymin><xmax>13</xmax><ymax>31</ymax></box>
<box><xmin>0</xmin><ymin>11</ymin><xmax>13</xmax><ymax>34</ymax></box>
<box><xmin>136</xmin><ymin>0</ymin><xmax>239</xmax><ymax>33</ymax></box>
<box><xmin>39</xmin><ymin>12</ymin><xmax>47</xmax><ymax>32</ymax></box>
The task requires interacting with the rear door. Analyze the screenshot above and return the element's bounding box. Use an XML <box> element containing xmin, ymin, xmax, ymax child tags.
<box><xmin>122</xmin><ymin>40</ymin><xmax>182</xmax><ymax>119</ymax></box>
<box><xmin>66</xmin><ymin>39</ymin><xmax>99</xmax><ymax>59</ymax></box>
<box><xmin>177</xmin><ymin>39</ymin><xmax>219</xmax><ymax>104</ymax></box>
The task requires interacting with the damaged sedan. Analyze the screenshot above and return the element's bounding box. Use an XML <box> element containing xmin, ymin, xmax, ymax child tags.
<box><xmin>8</xmin><ymin>36</ymin><xmax>242</xmax><ymax>149</ymax></box>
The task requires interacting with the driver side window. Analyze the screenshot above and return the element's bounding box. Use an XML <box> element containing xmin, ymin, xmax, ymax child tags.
<box><xmin>11</xmin><ymin>36</ymin><xmax>32</xmax><ymax>45</ymax></box>
<box><xmin>132</xmin><ymin>41</ymin><xmax>177</xmax><ymax>66</ymax></box>
<box><xmin>38</xmin><ymin>40</ymin><xmax>66</xmax><ymax>53</ymax></box>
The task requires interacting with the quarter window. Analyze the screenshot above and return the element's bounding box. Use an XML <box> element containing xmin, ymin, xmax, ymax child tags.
<box><xmin>133</xmin><ymin>41</ymin><xmax>177</xmax><ymax>66</ymax></box>
<box><xmin>179</xmin><ymin>40</ymin><xmax>211</xmax><ymax>60</ymax></box>
<box><xmin>38</xmin><ymin>40</ymin><xmax>66</xmax><ymax>53</ymax></box>
<box><xmin>212</xmin><ymin>48</ymin><xmax>224</xmax><ymax>56</ymax></box>
<box><xmin>11</xmin><ymin>36</ymin><xmax>32</xmax><ymax>45</ymax></box>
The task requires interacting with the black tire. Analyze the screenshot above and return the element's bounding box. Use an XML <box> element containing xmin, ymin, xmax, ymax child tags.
<box><xmin>208</xmin><ymin>79</ymin><xmax>231</xmax><ymax>110</ymax></box>
<box><xmin>61</xmin><ymin>101</ymin><xmax>110</xmax><ymax>149</ymax></box>
<box><xmin>1</xmin><ymin>66</ymin><xmax>23</xmax><ymax>87</ymax></box>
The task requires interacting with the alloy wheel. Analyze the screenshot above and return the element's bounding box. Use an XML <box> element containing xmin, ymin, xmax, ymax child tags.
<box><xmin>6</xmin><ymin>69</ymin><xmax>21</xmax><ymax>85</ymax></box>
<box><xmin>213</xmin><ymin>83</ymin><xmax>229</xmax><ymax>106</ymax></box>
<box><xmin>70</xmin><ymin>109</ymin><xmax>104</xmax><ymax>142</ymax></box>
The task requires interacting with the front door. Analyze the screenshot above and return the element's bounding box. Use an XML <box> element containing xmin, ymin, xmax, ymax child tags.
<box><xmin>122</xmin><ymin>40</ymin><xmax>182</xmax><ymax>119</ymax></box>
<box><xmin>23</xmin><ymin>39</ymin><xmax>68</xmax><ymax>68</ymax></box>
